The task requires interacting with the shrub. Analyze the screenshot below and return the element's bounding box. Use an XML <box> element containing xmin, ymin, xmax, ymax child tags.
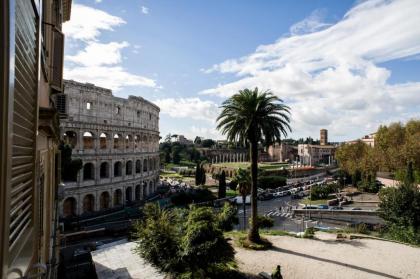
<box><xmin>253</xmin><ymin>215</ymin><xmax>274</xmax><ymax>229</ymax></box>
<box><xmin>229</xmin><ymin>180</ymin><xmax>238</xmax><ymax>191</ymax></box>
<box><xmin>218</xmin><ymin>171</ymin><xmax>227</xmax><ymax>198</ymax></box>
<box><xmin>170</xmin><ymin>188</ymin><xmax>215</xmax><ymax>207</ymax></box>
<box><xmin>134</xmin><ymin>204</ymin><xmax>236</xmax><ymax>277</ymax></box>
<box><xmin>303</xmin><ymin>227</ymin><xmax>315</xmax><ymax>238</ymax></box>
<box><xmin>385</xmin><ymin>224</ymin><xmax>420</xmax><ymax>245</ymax></box>
<box><xmin>257</xmin><ymin>175</ymin><xmax>287</xmax><ymax>189</ymax></box>
<box><xmin>217</xmin><ymin>203</ymin><xmax>239</xmax><ymax>231</ymax></box>
<box><xmin>181</xmin><ymin>207</ymin><xmax>235</xmax><ymax>275</ymax></box>
<box><xmin>310</xmin><ymin>183</ymin><xmax>339</xmax><ymax>200</ymax></box>
<box><xmin>133</xmin><ymin>204</ymin><xmax>182</xmax><ymax>273</ymax></box>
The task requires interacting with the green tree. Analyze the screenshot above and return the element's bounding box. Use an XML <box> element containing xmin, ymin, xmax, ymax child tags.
<box><xmin>200</xmin><ymin>164</ymin><xmax>206</xmax><ymax>185</ymax></box>
<box><xmin>181</xmin><ymin>207</ymin><xmax>234</xmax><ymax>276</ymax></box>
<box><xmin>172</xmin><ymin>146</ymin><xmax>182</xmax><ymax>164</ymax></box>
<box><xmin>217</xmin><ymin>88</ymin><xmax>291</xmax><ymax>242</ymax></box>
<box><xmin>234</xmin><ymin>168</ymin><xmax>251</xmax><ymax>230</ymax></box>
<box><xmin>59</xmin><ymin>143</ymin><xmax>82</xmax><ymax>182</ymax></box>
<box><xmin>195</xmin><ymin>162</ymin><xmax>201</xmax><ymax>186</ymax></box>
<box><xmin>133</xmin><ymin>204</ymin><xmax>182</xmax><ymax>273</ymax></box>
<box><xmin>218</xmin><ymin>170</ymin><xmax>227</xmax><ymax>198</ymax></box>
<box><xmin>217</xmin><ymin>203</ymin><xmax>239</xmax><ymax>231</ymax></box>
<box><xmin>194</xmin><ymin>136</ymin><xmax>202</xmax><ymax>145</ymax></box>
<box><xmin>201</xmin><ymin>139</ymin><xmax>216</xmax><ymax>148</ymax></box>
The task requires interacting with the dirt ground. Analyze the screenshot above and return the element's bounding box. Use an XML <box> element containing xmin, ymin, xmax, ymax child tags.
<box><xmin>234</xmin><ymin>232</ymin><xmax>420</xmax><ymax>279</ymax></box>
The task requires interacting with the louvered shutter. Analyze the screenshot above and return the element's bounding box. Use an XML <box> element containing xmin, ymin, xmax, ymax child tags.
<box><xmin>9</xmin><ymin>0</ymin><xmax>38</xmax><ymax>257</ymax></box>
<box><xmin>51</xmin><ymin>29</ymin><xmax>64</xmax><ymax>91</ymax></box>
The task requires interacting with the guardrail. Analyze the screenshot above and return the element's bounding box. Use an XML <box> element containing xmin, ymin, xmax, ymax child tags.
<box><xmin>293</xmin><ymin>209</ymin><xmax>381</xmax><ymax>215</ymax></box>
<box><xmin>292</xmin><ymin>209</ymin><xmax>385</xmax><ymax>224</ymax></box>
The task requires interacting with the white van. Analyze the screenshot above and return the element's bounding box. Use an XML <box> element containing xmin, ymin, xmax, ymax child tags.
<box><xmin>231</xmin><ymin>195</ymin><xmax>251</xmax><ymax>204</ymax></box>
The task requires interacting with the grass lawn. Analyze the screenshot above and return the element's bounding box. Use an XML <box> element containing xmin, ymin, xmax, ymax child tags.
<box><xmin>301</xmin><ymin>197</ymin><xmax>329</xmax><ymax>205</ymax></box>
<box><xmin>160</xmin><ymin>171</ymin><xmax>183</xmax><ymax>179</ymax></box>
<box><xmin>226</xmin><ymin>189</ymin><xmax>238</xmax><ymax>197</ymax></box>
<box><xmin>212</xmin><ymin>162</ymin><xmax>290</xmax><ymax>170</ymax></box>
<box><xmin>213</xmin><ymin>162</ymin><xmax>250</xmax><ymax>169</ymax></box>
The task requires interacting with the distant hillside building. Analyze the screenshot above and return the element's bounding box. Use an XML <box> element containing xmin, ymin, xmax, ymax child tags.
<box><xmin>267</xmin><ymin>143</ymin><xmax>298</xmax><ymax>162</ymax></box>
<box><xmin>361</xmin><ymin>133</ymin><xmax>376</xmax><ymax>147</ymax></box>
<box><xmin>298</xmin><ymin>144</ymin><xmax>336</xmax><ymax>166</ymax></box>
<box><xmin>320</xmin><ymin>129</ymin><xmax>328</xmax><ymax>145</ymax></box>
<box><xmin>347</xmin><ymin>133</ymin><xmax>376</xmax><ymax>147</ymax></box>
<box><xmin>174</xmin><ymin>135</ymin><xmax>193</xmax><ymax>145</ymax></box>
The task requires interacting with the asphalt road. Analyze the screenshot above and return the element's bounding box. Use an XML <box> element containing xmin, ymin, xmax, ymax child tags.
<box><xmin>235</xmin><ymin>196</ymin><xmax>355</xmax><ymax>232</ymax></box>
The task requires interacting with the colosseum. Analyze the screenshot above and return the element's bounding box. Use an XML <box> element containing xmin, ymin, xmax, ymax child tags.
<box><xmin>57</xmin><ymin>80</ymin><xmax>160</xmax><ymax>218</ymax></box>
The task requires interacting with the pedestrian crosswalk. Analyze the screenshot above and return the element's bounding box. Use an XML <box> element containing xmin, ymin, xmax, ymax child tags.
<box><xmin>264</xmin><ymin>209</ymin><xmax>318</xmax><ymax>225</ymax></box>
<box><xmin>265</xmin><ymin>209</ymin><xmax>293</xmax><ymax>218</ymax></box>
<box><xmin>265</xmin><ymin>210</ymin><xmax>292</xmax><ymax>218</ymax></box>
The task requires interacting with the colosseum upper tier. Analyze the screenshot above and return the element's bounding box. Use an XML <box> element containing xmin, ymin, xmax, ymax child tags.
<box><xmin>58</xmin><ymin>80</ymin><xmax>160</xmax><ymax>218</ymax></box>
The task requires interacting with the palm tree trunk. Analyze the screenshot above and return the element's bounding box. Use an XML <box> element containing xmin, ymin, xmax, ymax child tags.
<box><xmin>242</xmin><ymin>195</ymin><xmax>246</xmax><ymax>230</ymax></box>
<box><xmin>248</xmin><ymin>139</ymin><xmax>260</xmax><ymax>242</ymax></box>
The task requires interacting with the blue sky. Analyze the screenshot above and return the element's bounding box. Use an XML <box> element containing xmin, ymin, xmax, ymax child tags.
<box><xmin>63</xmin><ymin>0</ymin><xmax>420</xmax><ymax>142</ymax></box>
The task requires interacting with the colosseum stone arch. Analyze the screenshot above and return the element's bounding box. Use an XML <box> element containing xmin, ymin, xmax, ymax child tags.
<box><xmin>59</xmin><ymin>80</ymin><xmax>160</xmax><ymax>217</ymax></box>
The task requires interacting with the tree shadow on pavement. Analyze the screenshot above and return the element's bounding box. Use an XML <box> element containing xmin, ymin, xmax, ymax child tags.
<box><xmin>270</xmin><ymin>246</ymin><xmax>401</xmax><ymax>279</ymax></box>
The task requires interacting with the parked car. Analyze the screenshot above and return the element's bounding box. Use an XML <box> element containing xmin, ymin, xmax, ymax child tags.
<box><xmin>258</xmin><ymin>193</ymin><xmax>274</xmax><ymax>201</ymax></box>
<box><xmin>330</xmin><ymin>206</ymin><xmax>343</xmax><ymax>210</ymax></box>
<box><xmin>352</xmin><ymin>207</ymin><xmax>363</xmax><ymax>210</ymax></box>
<box><xmin>302</xmin><ymin>206</ymin><xmax>318</xmax><ymax>209</ymax></box>
<box><xmin>318</xmin><ymin>205</ymin><xmax>329</xmax><ymax>210</ymax></box>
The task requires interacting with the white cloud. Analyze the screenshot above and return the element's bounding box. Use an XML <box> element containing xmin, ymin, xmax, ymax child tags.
<box><xmin>63</xmin><ymin>4</ymin><xmax>159</xmax><ymax>91</ymax></box>
<box><xmin>141</xmin><ymin>6</ymin><xmax>149</xmax><ymax>14</ymax></box>
<box><xmin>202</xmin><ymin>0</ymin><xmax>420</xmax><ymax>140</ymax></box>
<box><xmin>66</xmin><ymin>41</ymin><xmax>129</xmax><ymax>66</ymax></box>
<box><xmin>63</xmin><ymin>4</ymin><xmax>125</xmax><ymax>41</ymax></box>
<box><xmin>289</xmin><ymin>9</ymin><xmax>331</xmax><ymax>35</ymax></box>
<box><xmin>154</xmin><ymin>98</ymin><xmax>220</xmax><ymax>123</ymax></box>
<box><xmin>190</xmin><ymin>126</ymin><xmax>222</xmax><ymax>140</ymax></box>
<box><xmin>95</xmin><ymin>0</ymin><xmax>102</xmax><ymax>3</ymax></box>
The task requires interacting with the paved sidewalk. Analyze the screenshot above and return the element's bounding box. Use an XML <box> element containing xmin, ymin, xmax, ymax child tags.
<box><xmin>91</xmin><ymin>240</ymin><xmax>164</xmax><ymax>279</ymax></box>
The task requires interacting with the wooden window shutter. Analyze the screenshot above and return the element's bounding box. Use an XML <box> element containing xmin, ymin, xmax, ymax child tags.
<box><xmin>9</xmin><ymin>0</ymin><xmax>38</xmax><ymax>260</ymax></box>
<box><xmin>51</xmin><ymin>28</ymin><xmax>64</xmax><ymax>91</ymax></box>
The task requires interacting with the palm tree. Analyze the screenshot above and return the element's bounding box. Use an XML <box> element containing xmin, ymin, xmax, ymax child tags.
<box><xmin>234</xmin><ymin>168</ymin><xmax>251</xmax><ymax>230</ymax></box>
<box><xmin>217</xmin><ymin>88</ymin><xmax>291</xmax><ymax>242</ymax></box>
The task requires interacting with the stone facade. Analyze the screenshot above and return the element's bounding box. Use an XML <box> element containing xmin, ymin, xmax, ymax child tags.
<box><xmin>298</xmin><ymin>144</ymin><xmax>336</xmax><ymax>166</ymax></box>
<box><xmin>58</xmin><ymin>80</ymin><xmax>160</xmax><ymax>217</ymax></box>
<box><xmin>267</xmin><ymin>143</ymin><xmax>298</xmax><ymax>162</ymax></box>
<box><xmin>198</xmin><ymin>148</ymin><xmax>248</xmax><ymax>163</ymax></box>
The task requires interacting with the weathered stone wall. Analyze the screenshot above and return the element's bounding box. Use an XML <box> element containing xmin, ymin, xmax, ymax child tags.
<box><xmin>59</xmin><ymin>80</ymin><xmax>160</xmax><ymax>217</ymax></box>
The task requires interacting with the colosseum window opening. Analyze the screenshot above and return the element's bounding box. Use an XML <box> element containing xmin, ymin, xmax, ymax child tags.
<box><xmin>63</xmin><ymin>197</ymin><xmax>77</xmax><ymax>217</ymax></box>
<box><xmin>126</xmin><ymin>160</ymin><xmax>133</xmax><ymax>175</ymax></box>
<box><xmin>125</xmin><ymin>135</ymin><xmax>132</xmax><ymax>149</ymax></box>
<box><xmin>114</xmin><ymin>161</ymin><xmax>122</xmax><ymax>177</ymax></box>
<box><xmin>86</xmin><ymin>102</ymin><xmax>92</xmax><ymax>110</ymax></box>
<box><xmin>83</xmin><ymin>194</ymin><xmax>95</xmax><ymax>213</ymax></box>
<box><xmin>135</xmin><ymin>185</ymin><xmax>141</xmax><ymax>200</ymax></box>
<box><xmin>64</xmin><ymin>131</ymin><xmax>77</xmax><ymax>147</ymax></box>
<box><xmin>143</xmin><ymin>159</ymin><xmax>148</xmax><ymax>172</ymax></box>
<box><xmin>114</xmin><ymin>134</ymin><xmax>122</xmax><ymax>149</ymax></box>
<box><xmin>114</xmin><ymin>189</ymin><xmax>122</xmax><ymax>206</ymax></box>
<box><xmin>83</xmin><ymin>163</ymin><xmax>95</xmax><ymax>180</ymax></box>
<box><xmin>100</xmin><ymin>162</ymin><xmax>109</xmax><ymax>178</ymax></box>
<box><xmin>125</xmin><ymin>187</ymin><xmax>132</xmax><ymax>203</ymax></box>
<box><xmin>100</xmin><ymin>133</ymin><xmax>107</xmax><ymax>149</ymax></box>
<box><xmin>100</xmin><ymin>192</ymin><xmax>110</xmax><ymax>210</ymax></box>
<box><xmin>135</xmin><ymin>160</ymin><xmax>141</xmax><ymax>173</ymax></box>
<box><xmin>83</xmin><ymin>131</ymin><xmax>94</xmax><ymax>149</ymax></box>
